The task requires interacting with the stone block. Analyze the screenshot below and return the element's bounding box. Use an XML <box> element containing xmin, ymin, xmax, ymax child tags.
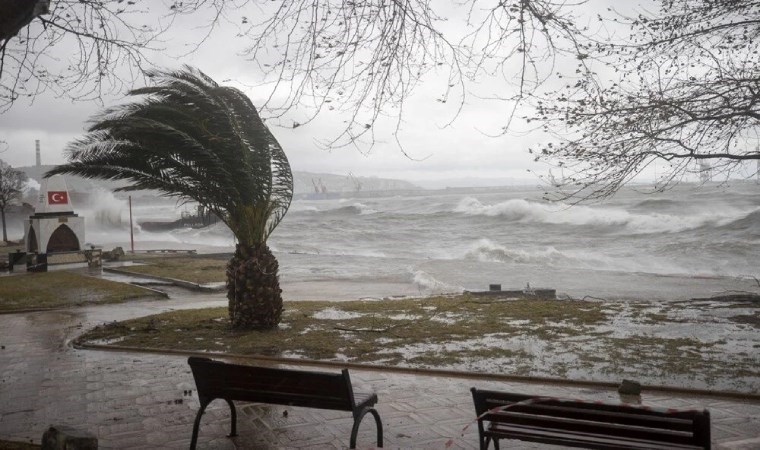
<box><xmin>617</xmin><ymin>379</ymin><xmax>642</xmax><ymax>396</ymax></box>
<box><xmin>42</xmin><ymin>425</ymin><xmax>98</xmax><ymax>450</ymax></box>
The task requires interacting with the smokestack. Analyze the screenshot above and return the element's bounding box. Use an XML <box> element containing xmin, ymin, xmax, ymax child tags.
<box><xmin>35</xmin><ymin>140</ymin><xmax>41</xmax><ymax>166</ymax></box>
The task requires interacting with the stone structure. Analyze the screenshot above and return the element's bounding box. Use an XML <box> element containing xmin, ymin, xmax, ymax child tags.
<box><xmin>25</xmin><ymin>175</ymin><xmax>85</xmax><ymax>254</ymax></box>
<box><xmin>618</xmin><ymin>379</ymin><xmax>643</xmax><ymax>396</ymax></box>
<box><xmin>41</xmin><ymin>425</ymin><xmax>98</xmax><ymax>450</ymax></box>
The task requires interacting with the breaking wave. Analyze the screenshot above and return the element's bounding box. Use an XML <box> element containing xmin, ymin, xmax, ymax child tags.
<box><xmin>453</xmin><ymin>197</ymin><xmax>735</xmax><ymax>234</ymax></box>
<box><xmin>632</xmin><ymin>198</ymin><xmax>681</xmax><ymax>211</ymax></box>
<box><xmin>289</xmin><ymin>204</ymin><xmax>320</xmax><ymax>213</ymax></box>
<box><xmin>321</xmin><ymin>203</ymin><xmax>379</xmax><ymax>215</ymax></box>
<box><xmin>412</xmin><ymin>270</ymin><xmax>463</xmax><ymax>294</ymax></box>
<box><xmin>717</xmin><ymin>209</ymin><xmax>760</xmax><ymax>233</ymax></box>
<box><xmin>464</xmin><ymin>238</ymin><xmax>579</xmax><ymax>266</ymax></box>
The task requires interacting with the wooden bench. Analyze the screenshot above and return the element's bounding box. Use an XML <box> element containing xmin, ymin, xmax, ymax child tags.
<box><xmin>188</xmin><ymin>357</ymin><xmax>383</xmax><ymax>449</ymax></box>
<box><xmin>470</xmin><ymin>388</ymin><xmax>710</xmax><ymax>450</ymax></box>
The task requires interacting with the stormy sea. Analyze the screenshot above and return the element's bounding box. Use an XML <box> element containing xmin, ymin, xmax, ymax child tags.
<box><xmin>85</xmin><ymin>181</ymin><xmax>760</xmax><ymax>302</ymax></box>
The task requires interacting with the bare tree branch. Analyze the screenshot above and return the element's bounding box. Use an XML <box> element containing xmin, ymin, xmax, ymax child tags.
<box><xmin>1</xmin><ymin>1</ymin><xmax>596</xmax><ymax>154</ymax></box>
<box><xmin>532</xmin><ymin>0</ymin><xmax>760</xmax><ymax>202</ymax></box>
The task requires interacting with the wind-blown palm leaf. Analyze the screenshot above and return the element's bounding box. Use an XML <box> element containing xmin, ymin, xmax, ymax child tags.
<box><xmin>46</xmin><ymin>65</ymin><xmax>293</xmax><ymax>245</ymax></box>
<box><xmin>47</xmin><ymin>66</ymin><xmax>294</xmax><ymax>330</ymax></box>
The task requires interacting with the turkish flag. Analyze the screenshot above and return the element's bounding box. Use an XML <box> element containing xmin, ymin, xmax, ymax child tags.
<box><xmin>48</xmin><ymin>191</ymin><xmax>69</xmax><ymax>205</ymax></box>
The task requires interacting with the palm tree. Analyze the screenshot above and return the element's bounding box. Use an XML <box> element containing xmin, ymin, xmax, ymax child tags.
<box><xmin>46</xmin><ymin>66</ymin><xmax>293</xmax><ymax>330</ymax></box>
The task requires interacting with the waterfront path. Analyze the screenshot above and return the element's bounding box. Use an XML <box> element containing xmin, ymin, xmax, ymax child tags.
<box><xmin>1</xmin><ymin>290</ymin><xmax>759</xmax><ymax>449</ymax></box>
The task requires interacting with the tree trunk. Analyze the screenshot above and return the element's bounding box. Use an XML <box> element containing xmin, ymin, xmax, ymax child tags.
<box><xmin>0</xmin><ymin>0</ymin><xmax>49</xmax><ymax>42</ymax></box>
<box><xmin>226</xmin><ymin>243</ymin><xmax>283</xmax><ymax>330</ymax></box>
<box><xmin>1</xmin><ymin>208</ymin><xmax>7</xmax><ymax>242</ymax></box>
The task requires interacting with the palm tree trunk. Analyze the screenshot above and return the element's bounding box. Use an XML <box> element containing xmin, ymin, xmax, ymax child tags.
<box><xmin>227</xmin><ymin>243</ymin><xmax>283</xmax><ymax>330</ymax></box>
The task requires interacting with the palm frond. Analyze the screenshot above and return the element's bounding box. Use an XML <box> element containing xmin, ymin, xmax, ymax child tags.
<box><xmin>47</xmin><ymin>66</ymin><xmax>293</xmax><ymax>244</ymax></box>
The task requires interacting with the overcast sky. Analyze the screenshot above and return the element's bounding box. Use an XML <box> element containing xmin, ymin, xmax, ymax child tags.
<box><xmin>0</xmin><ymin>0</ymin><xmax>658</xmax><ymax>188</ymax></box>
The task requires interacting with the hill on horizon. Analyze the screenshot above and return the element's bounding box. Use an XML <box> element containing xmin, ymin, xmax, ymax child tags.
<box><xmin>17</xmin><ymin>165</ymin><xmax>421</xmax><ymax>197</ymax></box>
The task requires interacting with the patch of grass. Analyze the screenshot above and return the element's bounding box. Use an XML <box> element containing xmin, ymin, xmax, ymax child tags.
<box><xmin>0</xmin><ymin>440</ymin><xmax>40</xmax><ymax>449</ymax></box>
<box><xmin>407</xmin><ymin>347</ymin><xmax>531</xmax><ymax>367</ymax></box>
<box><xmin>120</xmin><ymin>257</ymin><xmax>226</xmax><ymax>284</ymax></box>
<box><xmin>643</xmin><ymin>312</ymin><xmax>669</xmax><ymax>323</ymax></box>
<box><xmin>75</xmin><ymin>294</ymin><xmax>760</xmax><ymax>391</ymax></box>
<box><xmin>0</xmin><ymin>271</ymin><xmax>164</xmax><ymax>312</ymax></box>
<box><xmin>0</xmin><ymin>242</ymin><xmax>24</xmax><ymax>253</ymax></box>
<box><xmin>77</xmin><ymin>296</ymin><xmax>612</xmax><ymax>362</ymax></box>
<box><xmin>730</xmin><ymin>313</ymin><xmax>760</xmax><ymax>328</ymax></box>
<box><xmin>601</xmin><ymin>335</ymin><xmax>723</xmax><ymax>376</ymax></box>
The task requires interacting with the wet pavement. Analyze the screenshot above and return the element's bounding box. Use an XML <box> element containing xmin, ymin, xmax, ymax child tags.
<box><xmin>1</xmin><ymin>290</ymin><xmax>760</xmax><ymax>449</ymax></box>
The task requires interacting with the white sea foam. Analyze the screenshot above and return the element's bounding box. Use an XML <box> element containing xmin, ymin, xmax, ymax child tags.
<box><xmin>465</xmin><ymin>239</ymin><xmax>574</xmax><ymax>265</ymax></box>
<box><xmin>454</xmin><ymin>196</ymin><xmax>738</xmax><ymax>234</ymax></box>
<box><xmin>289</xmin><ymin>203</ymin><xmax>320</xmax><ymax>213</ymax></box>
<box><xmin>77</xmin><ymin>189</ymin><xmax>129</xmax><ymax>229</ymax></box>
<box><xmin>309</xmin><ymin>201</ymin><xmax>379</xmax><ymax>215</ymax></box>
<box><xmin>294</xmin><ymin>247</ymin><xmax>386</xmax><ymax>258</ymax></box>
<box><xmin>350</xmin><ymin>202</ymin><xmax>378</xmax><ymax>215</ymax></box>
<box><xmin>171</xmin><ymin>222</ymin><xmax>234</xmax><ymax>245</ymax></box>
<box><xmin>24</xmin><ymin>178</ymin><xmax>41</xmax><ymax>191</ymax></box>
<box><xmin>461</xmin><ymin>237</ymin><xmax>692</xmax><ymax>274</ymax></box>
<box><xmin>412</xmin><ymin>270</ymin><xmax>463</xmax><ymax>294</ymax></box>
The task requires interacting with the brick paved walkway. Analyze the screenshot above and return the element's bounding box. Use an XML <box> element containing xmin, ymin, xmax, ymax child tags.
<box><xmin>1</xmin><ymin>292</ymin><xmax>759</xmax><ymax>449</ymax></box>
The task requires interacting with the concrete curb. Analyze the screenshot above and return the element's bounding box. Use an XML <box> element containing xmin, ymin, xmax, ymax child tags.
<box><xmin>74</xmin><ymin>342</ymin><xmax>760</xmax><ymax>402</ymax></box>
<box><xmin>103</xmin><ymin>267</ymin><xmax>225</xmax><ymax>292</ymax></box>
<box><xmin>0</xmin><ymin>307</ymin><xmax>61</xmax><ymax>315</ymax></box>
<box><xmin>0</xmin><ymin>286</ymin><xmax>168</xmax><ymax>315</ymax></box>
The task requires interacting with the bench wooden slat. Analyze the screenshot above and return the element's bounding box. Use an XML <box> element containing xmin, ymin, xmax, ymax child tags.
<box><xmin>487</xmin><ymin>423</ymin><xmax>705</xmax><ymax>450</ymax></box>
<box><xmin>192</xmin><ymin>363</ymin><xmax>351</xmax><ymax>392</ymax></box>
<box><xmin>488</xmin><ymin>411</ymin><xmax>698</xmax><ymax>446</ymax></box>
<box><xmin>221</xmin><ymin>388</ymin><xmax>355</xmax><ymax>411</ymax></box>
<box><xmin>480</xmin><ymin>395</ymin><xmax>702</xmax><ymax>421</ymax></box>
<box><xmin>489</xmin><ymin>403</ymin><xmax>696</xmax><ymax>430</ymax></box>
<box><xmin>472</xmin><ymin>388</ymin><xmax>710</xmax><ymax>450</ymax></box>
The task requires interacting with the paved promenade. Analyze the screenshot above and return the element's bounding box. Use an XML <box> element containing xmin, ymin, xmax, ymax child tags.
<box><xmin>1</xmin><ymin>291</ymin><xmax>759</xmax><ymax>449</ymax></box>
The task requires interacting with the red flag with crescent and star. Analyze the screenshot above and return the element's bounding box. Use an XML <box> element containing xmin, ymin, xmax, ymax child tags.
<box><xmin>47</xmin><ymin>191</ymin><xmax>69</xmax><ymax>205</ymax></box>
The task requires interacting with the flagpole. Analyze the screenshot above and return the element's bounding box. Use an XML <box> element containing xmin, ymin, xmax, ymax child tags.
<box><xmin>129</xmin><ymin>195</ymin><xmax>134</xmax><ymax>253</ymax></box>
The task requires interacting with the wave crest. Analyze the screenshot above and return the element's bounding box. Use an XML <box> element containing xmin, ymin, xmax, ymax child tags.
<box><xmin>412</xmin><ymin>270</ymin><xmax>462</xmax><ymax>294</ymax></box>
<box><xmin>326</xmin><ymin>203</ymin><xmax>378</xmax><ymax>215</ymax></box>
<box><xmin>465</xmin><ymin>239</ymin><xmax>575</xmax><ymax>266</ymax></box>
<box><xmin>718</xmin><ymin>209</ymin><xmax>760</xmax><ymax>233</ymax></box>
<box><xmin>454</xmin><ymin>197</ymin><xmax>735</xmax><ymax>234</ymax></box>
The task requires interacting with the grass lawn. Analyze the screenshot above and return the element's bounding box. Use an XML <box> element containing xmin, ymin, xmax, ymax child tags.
<box><xmin>81</xmin><ymin>296</ymin><xmax>606</xmax><ymax>362</ymax></box>
<box><xmin>0</xmin><ymin>271</ymin><xmax>165</xmax><ymax>312</ymax></box>
<box><xmin>119</xmin><ymin>256</ymin><xmax>226</xmax><ymax>284</ymax></box>
<box><xmin>76</xmin><ymin>294</ymin><xmax>760</xmax><ymax>392</ymax></box>
<box><xmin>0</xmin><ymin>440</ymin><xmax>39</xmax><ymax>449</ymax></box>
<box><xmin>0</xmin><ymin>242</ymin><xmax>24</xmax><ymax>254</ymax></box>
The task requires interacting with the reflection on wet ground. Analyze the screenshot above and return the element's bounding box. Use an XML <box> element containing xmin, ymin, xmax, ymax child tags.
<box><xmin>1</xmin><ymin>291</ymin><xmax>759</xmax><ymax>448</ymax></box>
